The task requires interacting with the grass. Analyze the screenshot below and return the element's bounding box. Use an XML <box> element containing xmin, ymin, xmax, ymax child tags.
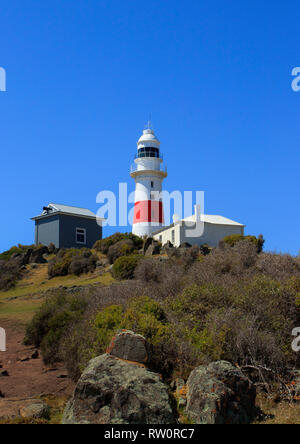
<box><xmin>254</xmin><ymin>394</ymin><xmax>300</xmax><ymax>424</ymax></box>
<box><xmin>0</xmin><ymin>395</ymin><xmax>68</xmax><ymax>425</ymax></box>
<box><xmin>0</xmin><ymin>262</ymin><xmax>115</xmax><ymax>323</ymax></box>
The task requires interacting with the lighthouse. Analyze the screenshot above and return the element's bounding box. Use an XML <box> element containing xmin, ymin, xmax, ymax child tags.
<box><xmin>131</xmin><ymin>125</ymin><xmax>167</xmax><ymax>238</ymax></box>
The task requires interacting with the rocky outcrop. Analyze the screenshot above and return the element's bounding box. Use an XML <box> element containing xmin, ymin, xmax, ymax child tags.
<box><xmin>143</xmin><ymin>238</ymin><xmax>161</xmax><ymax>256</ymax></box>
<box><xmin>63</xmin><ymin>354</ymin><xmax>175</xmax><ymax>424</ymax></box>
<box><xmin>0</xmin><ymin>398</ymin><xmax>50</xmax><ymax>421</ymax></box>
<box><xmin>107</xmin><ymin>330</ymin><xmax>150</xmax><ymax>364</ymax></box>
<box><xmin>186</xmin><ymin>361</ymin><xmax>256</xmax><ymax>424</ymax></box>
<box><xmin>63</xmin><ymin>331</ymin><xmax>175</xmax><ymax>424</ymax></box>
<box><xmin>29</xmin><ymin>246</ymin><xmax>48</xmax><ymax>264</ymax></box>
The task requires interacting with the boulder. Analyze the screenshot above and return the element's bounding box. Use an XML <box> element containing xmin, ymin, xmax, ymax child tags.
<box><xmin>62</xmin><ymin>354</ymin><xmax>175</xmax><ymax>424</ymax></box>
<box><xmin>186</xmin><ymin>361</ymin><xmax>256</xmax><ymax>424</ymax></box>
<box><xmin>107</xmin><ymin>330</ymin><xmax>149</xmax><ymax>364</ymax></box>
<box><xmin>143</xmin><ymin>237</ymin><xmax>154</xmax><ymax>254</ymax></box>
<box><xmin>0</xmin><ymin>398</ymin><xmax>49</xmax><ymax>421</ymax></box>
<box><xmin>29</xmin><ymin>246</ymin><xmax>48</xmax><ymax>264</ymax></box>
<box><xmin>162</xmin><ymin>241</ymin><xmax>173</xmax><ymax>254</ymax></box>
<box><xmin>145</xmin><ymin>242</ymin><xmax>161</xmax><ymax>257</ymax></box>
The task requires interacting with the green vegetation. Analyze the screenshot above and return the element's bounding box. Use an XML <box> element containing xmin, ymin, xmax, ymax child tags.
<box><xmin>111</xmin><ymin>255</ymin><xmax>141</xmax><ymax>280</ymax></box>
<box><xmin>0</xmin><ymin>244</ymin><xmax>35</xmax><ymax>261</ymax></box>
<box><xmin>24</xmin><ymin>292</ymin><xmax>88</xmax><ymax>364</ymax></box>
<box><xmin>222</xmin><ymin>234</ymin><xmax>265</xmax><ymax>253</ymax></box>
<box><xmin>93</xmin><ymin>232</ymin><xmax>143</xmax><ymax>255</ymax></box>
<box><xmin>48</xmin><ymin>248</ymin><xmax>98</xmax><ymax>278</ymax></box>
<box><xmin>2</xmin><ymin>233</ymin><xmax>299</xmax><ymax>419</ymax></box>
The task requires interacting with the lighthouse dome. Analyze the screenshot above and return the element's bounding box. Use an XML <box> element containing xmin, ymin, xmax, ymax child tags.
<box><xmin>137</xmin><ymin>129</ymin><xmax>160</xmax><ymax>149</ymax></box>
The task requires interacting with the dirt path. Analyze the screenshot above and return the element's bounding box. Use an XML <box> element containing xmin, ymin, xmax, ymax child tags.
<box><xmin>0</xmin><ymin>319</ymin><xmax>74</xmax><ymax>399</ymax></box>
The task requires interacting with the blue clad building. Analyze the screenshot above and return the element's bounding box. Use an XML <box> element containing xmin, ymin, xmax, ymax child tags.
<box><xmin>31</xmin><ymin>203</ymin><xmax>104</xmax><ymax>249</ymax></box>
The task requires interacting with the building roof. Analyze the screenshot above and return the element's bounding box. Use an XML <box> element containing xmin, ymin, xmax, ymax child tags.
<box><xmin>152</xmin><ymin>213</ymin><xmax>244</xmax><ymax>235</ymax></box>
<box><xmin>31</xmin><ymin>203</ymin><xmax>104</xmax><ymax>221</ymax></box>
<box><xmin>184</xmin><ymin>214</ymin><xmax>244</xmax><ymax>226</ymax></box>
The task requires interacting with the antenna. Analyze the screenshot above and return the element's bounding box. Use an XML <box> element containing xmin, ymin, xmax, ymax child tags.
<box><xmin>145</xmin><ymin>114</ymin><xmax>153</xmax><ymax>130</ymax></box>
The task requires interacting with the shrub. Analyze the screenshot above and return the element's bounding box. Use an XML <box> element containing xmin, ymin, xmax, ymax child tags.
<box><xmin>93</xmin><ymin>232</ymin><xmax>143</xmax><ymax>254</ymax></box>
<box><xmin>222</xmin><ymin>234</ymin><xmax>265</xmax><ymax>253</ymax></box>
<box><xmin>24</xmin><ymin>291</ymin><xmax>88</xmax><ymax>365</ymax></box>
<box><xmin>0</xmin><ymin>244</ymin><xmax>34</xmax><ymax>261</ymax></box>
<box><xmin>107</xmin><ymin>239</ymin><xmax>136</xmax><ymax>264</ymax></box>
<box><xmin>0</xmin><ymin>260</ymin><xmax>23</xmax><ymax>290</ymax></box>
<box><xmin>111</xmin><ymin>255</ymin><xmax>141</xmax><ymax>280</ymax></box>
<box><xmin>134</xmin><ymin>258</ymin><xmax>163</xmax><ymax>283</ymax></box>
<box><xmin>48</xmin><ymin>248</ymin><xmax>97</xmax><ymax>278</ymax></box>
<box><xmin>94</xmin><ymin>305</ymin><xmax>124</xmax><ymax>351</ymax></box>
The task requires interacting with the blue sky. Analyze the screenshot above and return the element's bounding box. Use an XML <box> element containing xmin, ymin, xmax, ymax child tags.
<box><xmin>0</xmin><ymin>0</ymin><xmax>299</xmax><ymax>254</ymax></box>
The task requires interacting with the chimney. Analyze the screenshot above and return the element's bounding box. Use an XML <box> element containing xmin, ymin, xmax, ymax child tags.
<box><xmin>173</xmin><ymin>214</ymin><xmax>180</xmax><ymax>224</ymax></box>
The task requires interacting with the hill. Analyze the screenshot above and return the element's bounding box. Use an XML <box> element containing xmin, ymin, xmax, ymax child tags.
<box><xmin>0</xmin><ymin>235</ymin><xmax>300</xmax><ymax>424</ymax></box>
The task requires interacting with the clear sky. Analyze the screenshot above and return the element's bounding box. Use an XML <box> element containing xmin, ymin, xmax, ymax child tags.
<box><xmin>0</xmin><ymin>1</ymin><xmax>299</xmax><ymax>254</ymax></box>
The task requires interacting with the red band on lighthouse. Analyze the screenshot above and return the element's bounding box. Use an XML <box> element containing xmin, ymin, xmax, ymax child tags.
<box><xmin>133</xmin><ymin>200</ymin><xmax>164</xmax><ymax>224</ymax></box>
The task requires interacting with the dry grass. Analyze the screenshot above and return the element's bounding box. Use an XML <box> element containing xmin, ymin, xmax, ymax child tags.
<box><xmin>0</xmin><ymin>395</ymin><xmax>68</xmax><ymax>425</ymax></box>
<box><xmin>0</xmin><ymin>263</ymin><xmax>115</xmax><ymax>323</ymax></box>
<box><xmin>254</xmin><ymin>394</ymin><xmax>300</xmax><ymax>424</ymax></box>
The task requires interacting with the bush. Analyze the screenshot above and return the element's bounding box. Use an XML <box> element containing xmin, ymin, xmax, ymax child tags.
<box><xmin>222</xmin><ymin>234</ymin><xmax>265</xmax><ymax>253</ymax></box>
<box><xmin>107</xmin><ymin>239</ymin><xmax>136</xmax><ymax>264</ymax></box>
<box><xmin>48</xmin><ymin>248</ymin><xmax>97</xmax><ymax>278</ymax></box>
<box><xmin>93</xmin><ymin>297</ymin><xmax>172</xmax><ymax>376</ymax></box>
<box><xmin>93</xmin><ymin>232</ymin><xmax>143</xmax><ymax>255</ymax></box>
<box><xmin>24</xmin><ymin>291</ymin><xmax>88</xmax><ymax>365</ymax></box>
<box><xmin>0</xmin><ymin>260</ymin><xmax>23</xmax><ymax>290</ymax></box>
<box><xmin>94</xmin><ymin>305</ymin><xmax>124</xmax><ymax>351</ymax></box>
<box><xmin>111</xmin><ymin>255</ymin><xmax>141</xmax><ymax>280</ymax></box>
<box><xmin>134</xmin><ymin>258</ymin><xmax>163</xmax><ymax>283</ymax></box>
<box><xmin>0</xmin><ymin>244</ymin><xmax>34</xmax><ymax>261</ymax></box>
<box><xmin>36</xmin><ymin>236</ymin><xmax>300</xmax><ymax>395</ymax></box>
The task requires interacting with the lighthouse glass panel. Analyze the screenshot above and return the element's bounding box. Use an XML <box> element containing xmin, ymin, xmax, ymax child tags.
<box><xmin>137</xmin><ymin>147</ymin><xmax>159</xmax><ymax>158</ymax></box>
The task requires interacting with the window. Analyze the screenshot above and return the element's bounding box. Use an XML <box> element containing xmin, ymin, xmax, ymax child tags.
<box><xmin>171</xmin><ymin>230</ymin><xmax>175</xmax><ymax>244</ymax></box>
<box><xmin>151</xmin><ymin>181</ymin><xmax>154</xmax><ymax>188</ymax></box>
<box><xmin>76</xmin><ymin>228</ymin><xmax>86</xmax><ymax>245</ymax></box>
<box><xmin>137</xmin><ymin>147</ymin><xmax>159</xmax><ymax>158</ymax></box>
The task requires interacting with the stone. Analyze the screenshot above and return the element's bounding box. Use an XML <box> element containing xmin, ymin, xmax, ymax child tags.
<box><xmin>19</xmin><ymin>356</ymin><xmax>30</xmax><ymax>362</ymax></box>
<box><xmin>186</xmin><ymin>361</ymin><xmax>256</xmax><ymax>424</ymax></box>
<box><xmin>20</xmin><ymin>401</ymin><xmax>50</xmax><ymax>419</ymax></box>
<box><xmin>143</xmin><ymin>237</ymin><xmax>154</xmax><ymax>254</ymax></box>
<box><xmin>57</xmin><ymin>373</ymin><xmax>68</xmax><ymax>379</ymax></box>
<box><xmin>31</xmin><ymin>350</ymin><xmax>39</xmax><ymax>360</ymax></box>
<box><xmin>162</xmin><ymin>241</ymin><xmax>173</xmax><ymax>254</ymax></box>
<box><xmin>0</xmin><ymin>398</ymin><xmax>49</xmax><ymax>420</ymax></box>
<box><xmin>62</xmin><ymin>354</ymin><xmax>175</xmax><ymax>424</ymax></box>
<box><xmin>145</xmin><ymin>243</ymin><xmax>161</xmax><ymax>257</ymax></box>
<box><xmin>29</xmin><ymin>246</ymin><xmax>48</xmax><ymax>264</ymax></box>
<box><xmin>107</xmin><ymin>330</ymin><xmax>149</xmax><ymax>364</ymax></box>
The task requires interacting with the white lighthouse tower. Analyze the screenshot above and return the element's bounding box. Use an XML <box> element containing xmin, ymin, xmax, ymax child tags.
<box><xmin>131</xmin><ymin>125</ymin><xmax>167</xmax><ymax>238</ymax></box>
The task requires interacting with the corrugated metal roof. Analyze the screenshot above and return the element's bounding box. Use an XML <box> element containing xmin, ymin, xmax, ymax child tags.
<box><xmin>49</xmin><ymin>203</ymin><xmax>97</xmax><ymax>218</ymax></box>
<box><xmin>31</xmin><ymin>203</ymin><xmax>102</xmax><ymax>221</ymax></box>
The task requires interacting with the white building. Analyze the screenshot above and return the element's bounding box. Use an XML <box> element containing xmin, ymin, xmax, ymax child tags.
<box><xmin>130</xmin><ymin>125</ymin><xmax>245</xmax><ymax>246</ymax></box>
<box><xmin>153</xmin><ymin>205</ymin><xmax>245</xmax><ymax>248</ymax></box>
